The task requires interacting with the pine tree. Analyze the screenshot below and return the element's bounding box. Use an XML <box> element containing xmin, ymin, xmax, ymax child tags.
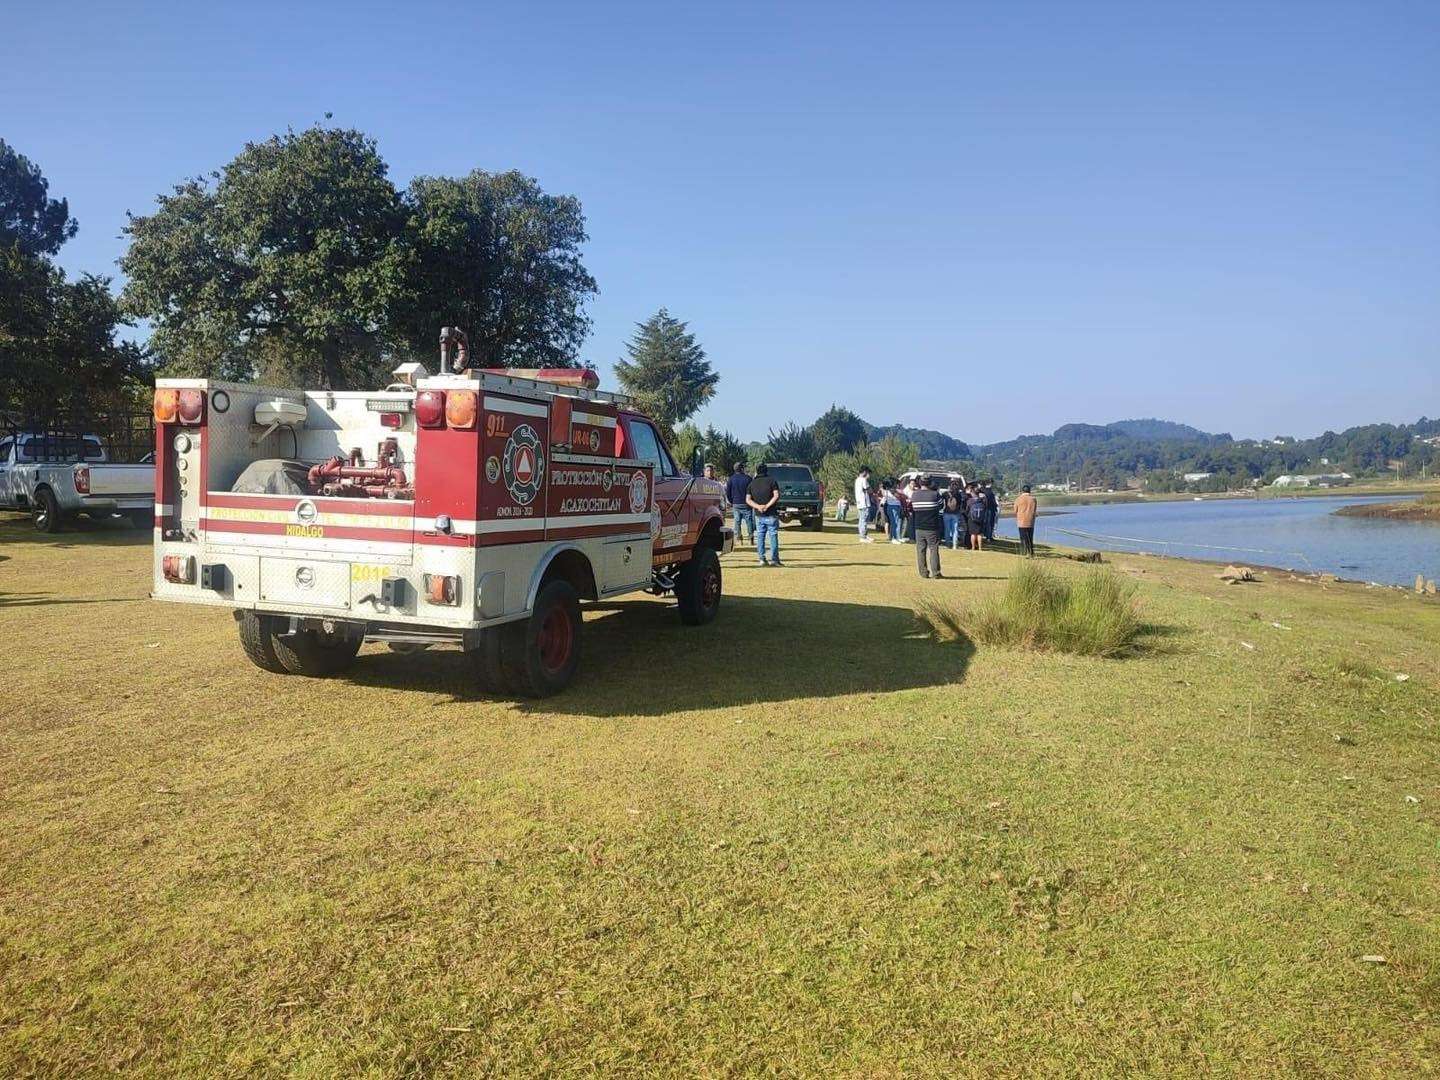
<box><xmin>811</xmin><ymin>405</ymin><xmax>868</xmax><ymax>456</ymax></box>
<box><xmin>614</xmin><ymin>308</ymin><xmax>718</xmax><ymax>431</ymax></box>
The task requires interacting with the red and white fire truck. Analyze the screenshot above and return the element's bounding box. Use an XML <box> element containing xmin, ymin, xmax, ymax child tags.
<box><xmin>150</xmin><ymin>329</ymin><xmax>732</xmax><ymax>697</ymax></box>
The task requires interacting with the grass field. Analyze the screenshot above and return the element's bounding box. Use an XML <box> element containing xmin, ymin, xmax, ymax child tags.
<box><xmin>2</xmin><ymin>513</ymin><xmax>1438</xmax><ymax>1075</ymax></box>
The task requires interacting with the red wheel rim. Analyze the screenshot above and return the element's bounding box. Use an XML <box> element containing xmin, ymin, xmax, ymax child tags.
<box><xmin>538</xmin><ymin>605</ymin><xmax>573</xmax><ymax>673</ymax></box>
<box><xmin>702</xmin><ymin>566</ymin><xmax>720</xmax><ymax>609</ymax></box>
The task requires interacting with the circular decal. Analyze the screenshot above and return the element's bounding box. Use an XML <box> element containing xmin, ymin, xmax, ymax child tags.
<box><xmin>503</xmin><ymin>424</ymin><xmax>544</xmax><ymax>506</ymax></box>
<box><xmin>211</xmin><ymin>389</ymin><xmax>230</xmax><ymax>414</ymax></box>
<box><xmin>629</xmin><ymin>470</ymin><xmax>649</xmax><ymax>514</ymax></box>
<box><xmin>485</xmin><ymin>456</ymin><xmax>501</xmax><ymax>483</ymax></box>
<box><xmin>588</xmin><ymin>428</ymin><xmax>600</xmax><ymax>453</ymax></box>
<box><xmin>601</xmin><ymin>469</ymin><xmax>613</xmax><ymax>493</ymax></box>
<box><xmin>295</xmin><ymin>499</ymin><xmax>318</xmax><ymax>524</ymax></box>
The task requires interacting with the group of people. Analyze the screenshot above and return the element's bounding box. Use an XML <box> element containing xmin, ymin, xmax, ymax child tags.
<box><xmin>846</xmin><ymin>470</ymin><xmax>1040</xmax><ymax>576</ymax></box>
<box><xmin>848</xmin><ymin>471</ymin><xmax>997</xmax><ymax>548</ymax></box>
<box><xmin>718</xmin><ymin>460</ymin><xmax>1040</xmax><ymax>576</ymax></box>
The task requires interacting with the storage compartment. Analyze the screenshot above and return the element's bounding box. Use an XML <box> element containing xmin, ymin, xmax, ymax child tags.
<box><xmin>259</xmin><ymin>557</ymin><xmax>353</xmax><ymax>609</ymax></box>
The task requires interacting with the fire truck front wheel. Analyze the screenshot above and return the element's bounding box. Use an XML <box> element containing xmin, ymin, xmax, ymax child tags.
<box><xmin>497</xmin><ymin>579</ymin><xmax>582</xmax><ymax>698</ymax></box>
<box><xmin>676</xmin><ymin>547</ymin><xmax>722</xmax><ymax>626</ymax></box>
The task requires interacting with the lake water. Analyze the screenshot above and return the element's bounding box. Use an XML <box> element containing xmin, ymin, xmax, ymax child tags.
<box><xmin>995</xmin><ymin>495</ymin><xmax>1438</xmax><ymax>587</ymax></box>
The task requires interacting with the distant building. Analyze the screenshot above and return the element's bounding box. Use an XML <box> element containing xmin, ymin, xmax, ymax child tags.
<box><xmin>1182</xmin><ymin>472</ymin><xmax>1213</xmax><ymax>482</ymax></box>
<box><xmin>1036</xmin><ymin>482</ymin><xmax>1071</xmax><ymax>493</ymax></box>
<box><xmin>1272</xmin><ymin>473</ymin><xmax>1353</xmax><ymax>488</ymax></box>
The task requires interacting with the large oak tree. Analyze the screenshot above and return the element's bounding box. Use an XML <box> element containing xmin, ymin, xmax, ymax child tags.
<box><xmin>398</xmin><ymin>171</ymin><xmax>596</xmax><ymax>369</ymax></box>
<box><xmin>121</xmin><ymin>126</ymin><xmax>600</xmax><ymax>388</ymax></box>
<box><xmin>121</xmin><ymin>127</ymin><xmax>411</xmax><ymax>388</ymax></box>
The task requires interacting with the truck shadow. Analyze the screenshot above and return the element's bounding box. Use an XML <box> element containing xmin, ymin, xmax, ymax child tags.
<box><xmin>0</xmin><ymin>515</ymin><xmax>152</xmax><ymax>548</ymax></box>
<box><xmin>352</xmin><ymin>595</ymin><xmax>974</xmax><ymax>714</ymax></box>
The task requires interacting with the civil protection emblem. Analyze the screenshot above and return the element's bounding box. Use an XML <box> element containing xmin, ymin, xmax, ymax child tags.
<box><xmin>629</xmin><ymin>470</ymin><xmax>649</xmax><ymax>514</ymax></box>
<box><xmin>503</xmin><ymin>424</ymin><xmax>544</xmax><ymax>505</ymax></box>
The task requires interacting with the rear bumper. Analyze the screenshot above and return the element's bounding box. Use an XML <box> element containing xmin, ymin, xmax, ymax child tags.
<box><xmin>777</xmin><ymin>504</ymin><xmax>822</xmax><ymax>520</ymax></box>
<box><xmin>77</xmin><ymin>496</ymin><xmax>151</xmax><ymax>514</ymax></box>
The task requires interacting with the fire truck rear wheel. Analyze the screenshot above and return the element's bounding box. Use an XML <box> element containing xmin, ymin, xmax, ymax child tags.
<box><xmin>271</xmin><ymin>624</ymin><xmax>363</xmax><ymax>677</ymax></box>
<box><xmin>499</xmin><ymin>579</ymin><xmax>582</xmax><ymax>698</ymax></box>
<box><xmin>676</xmin><ymin>547</ymin><xmax>722</xmax><ymax>626</ymax></box>
<box><xmin>237</xmin><ymin>612</ymin><xmax>290</xmax><ymax>674</ymax></box>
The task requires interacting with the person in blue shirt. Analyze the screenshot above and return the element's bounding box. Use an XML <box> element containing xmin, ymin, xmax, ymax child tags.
<box><xmin>725</xmin><ymin>462</ymin><xmax>754</xmax><ymax>547</ymax></box>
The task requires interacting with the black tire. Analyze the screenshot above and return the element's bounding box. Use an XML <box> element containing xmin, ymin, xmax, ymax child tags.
<box><xmin>386</xmin><ymin>642</ymin><xmax>431</xmax><ymax>654</ymax></box>
<box><xmin>237</xmin><ymin>611</ymin><xmax>289</xmax><ymax>674</ymax></box>
<box><xmin>676</xmin><ymin>547</ymin><xmax>722</xmax><ymax>626</ymax></box>
<box><xmin>467</xmin><ymin>626</ymin><xmax>513</xmax><ymax>695</ymax></box>
<box><xmin>33</xmin><ymin>488</ymin><xmax>64</xmax><ymax>533</ymax></box>
<box><xmin>497</xmin><ymin>579</ymin><xmax>581</xmax><ymax>698</ymax></box>
<box><xmin>806</xmin><ymin>514</ymin><xmax>824</xmax><ymax>530</ymax></box>
<box><xmin>271</xmin><ymin>623</ymin><xmax>363</xmax><ymax>677</ymax></box>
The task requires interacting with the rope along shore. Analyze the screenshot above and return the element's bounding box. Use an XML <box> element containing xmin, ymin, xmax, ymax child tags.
<box><xmin>1052</xmin><ymin>527</ymin><xmax>1315</xmax><ymax>571</ymax></box>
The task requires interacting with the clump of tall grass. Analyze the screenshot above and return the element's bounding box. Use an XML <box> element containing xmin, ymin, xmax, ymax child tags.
<box><xmin>915</xmin><ymin>563</ymin><xmax>1143</xmax><ymax>658</ymax></box>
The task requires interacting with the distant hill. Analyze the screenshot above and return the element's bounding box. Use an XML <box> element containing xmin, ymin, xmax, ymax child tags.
<box><xmin>1104</xmin><ymin>418</ymin><xmax>1225</xmax><ymax>441</ymax></box>
<box><xmin>864</xmin><ymin>422</ymin><xmax>970</xmax><ymax>460</ymax></box>
<box><xmin>800</xmin><ymin>412</ymin><xmax>1439</xmax><ymax>490</ymax></box>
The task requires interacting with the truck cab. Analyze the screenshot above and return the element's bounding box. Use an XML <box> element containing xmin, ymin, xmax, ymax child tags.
<box><xmin>150</xmin><ymin>338</ymin><xmax>731</xmax><ymax>697</ymax></box>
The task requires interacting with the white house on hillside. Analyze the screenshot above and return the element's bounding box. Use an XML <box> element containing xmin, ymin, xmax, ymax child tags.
<box><xmin>1272</xmin><ymin>473</ymin><xmax>1354</xmax><ymax>488</ymax></box>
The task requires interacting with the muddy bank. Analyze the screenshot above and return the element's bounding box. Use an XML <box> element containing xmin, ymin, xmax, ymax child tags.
<box><xmin>1334</xmin><ymin>498</ymin><xmax>1440</xmax><ymax>523</ymax></box>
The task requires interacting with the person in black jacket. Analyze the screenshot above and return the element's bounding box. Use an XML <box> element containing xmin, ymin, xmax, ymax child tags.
<box><xmin>725</xmin><ymin>462</ymin><xmax>753</xmax><ymax>547</ymax></box>
<box><xmin>911</xmin><ymin>477</ymin><xmax>943</xmax><ymax>578</ymax></box>
<box><xmin>982</xmin><ymin>480</ymin><xmax>999</xmax><ymax>541</ymax></box>
<box><xmin>965</xmin><ymin>482</ymin><xmax>987</xmax><ymax>551</ymax></box>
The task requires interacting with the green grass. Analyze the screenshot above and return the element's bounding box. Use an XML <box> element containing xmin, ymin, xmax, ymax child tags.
<box><xmin>2</xmin><ymin>513</ymin><xmax>1439</xmax><ymax>1075</ymax></box>
<box><xmin>917</xmin><ymin>563</ymin><xmax>1142</xmax><ymax>657</ymax></box>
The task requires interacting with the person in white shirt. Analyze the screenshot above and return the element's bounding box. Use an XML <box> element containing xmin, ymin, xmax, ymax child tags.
<box><xmin>854</xmin><ymin>467</ymin><xmax>874</xmax><ymax>542</ymax></box>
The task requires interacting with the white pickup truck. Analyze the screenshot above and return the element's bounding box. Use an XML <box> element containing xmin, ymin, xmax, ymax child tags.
<box><xmin>0</xmin><ymin>432</ymin><xmax>154</xmax><ymax>532</ymax></box>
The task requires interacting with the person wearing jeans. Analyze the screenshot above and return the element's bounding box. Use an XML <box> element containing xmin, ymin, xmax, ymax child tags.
<box><xmin>726</xmin><ymin>462</ymin><xmax>754</xmax><ymax>546</ymax></box>
<box><xmin>732</xmin><ymin>504</ymin><xmax>754</xmax><ymax>548</ymax></box>
<box><xmin>854</xmin><ymin>467</ymin><xmax>873</xmax><ymax>542</ymax></box>
<box><xmin>883</xmin><ymin>481</ymin><xmax>903</xmax><ymax>543</ymax></box>
<box><xmin>942</xmin><ymin>481</ymin><xmax>964</xmax><ymax>549</ymax></box>
<box><xmin>746</xmin><ymin>463</ymin><xmax>783</xmax><ymax>567</ymax></box>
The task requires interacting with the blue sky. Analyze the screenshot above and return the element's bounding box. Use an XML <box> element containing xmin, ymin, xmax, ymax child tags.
<box><xmin>5</xmin><ymin>1</ymin><xmax>1437</xmax><ymax>445</ymax></box>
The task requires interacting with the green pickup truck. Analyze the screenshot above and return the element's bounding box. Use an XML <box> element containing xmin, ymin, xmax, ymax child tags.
<box><xmin>761</xmin><ymin>462</ymin><xmax>825</xmax><ymax>529</ymax></box>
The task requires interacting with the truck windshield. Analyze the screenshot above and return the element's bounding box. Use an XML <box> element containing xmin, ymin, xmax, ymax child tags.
<box><xmin>767</xmin><ymin>466</ymin><xmax>813</xmax><ymax>483</ymax></box>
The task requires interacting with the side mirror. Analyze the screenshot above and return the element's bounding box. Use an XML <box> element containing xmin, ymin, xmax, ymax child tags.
<box><xmin>691</xmin><ymin>446</ymin><xmax>704</xmax><ymax>478</ymax></box>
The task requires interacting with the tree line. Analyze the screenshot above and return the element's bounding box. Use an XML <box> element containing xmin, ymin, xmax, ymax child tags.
<box><xmin>1</xmin><ymin>126</ymin><xmax>721</xmax><ymax>438</ymax></box>
<box><xmin>0</xmin><ymin>139</ymin><xmax>148</xmax><ymax>425</ymax></box>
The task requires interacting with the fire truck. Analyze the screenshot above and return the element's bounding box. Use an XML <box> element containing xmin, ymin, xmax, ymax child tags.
<box><xmin>150</xmin><ymin>329</ymin><xmax>732</xmax><ymax>697</ymax></box>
